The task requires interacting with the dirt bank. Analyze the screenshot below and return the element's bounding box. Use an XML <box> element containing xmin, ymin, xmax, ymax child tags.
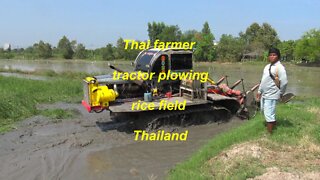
<box><xmin>0</xmin><ymin>102</ymin><xmax>243</xmax><ymax>180</ymax></box>
<box><xmin>208</xmin><ymin>140</ymin><xmax>320</xmax><ymax>179</ymax></box>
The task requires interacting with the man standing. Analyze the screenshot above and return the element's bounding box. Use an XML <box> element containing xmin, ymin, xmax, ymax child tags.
<box><xmin>257</xmin><ymin>47</ymin><xmax>288</xmax><ymax>134</ymax></box>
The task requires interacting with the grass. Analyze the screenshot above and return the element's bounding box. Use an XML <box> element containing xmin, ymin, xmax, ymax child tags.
<box><xmin>167</xmin><ymin>113</ymin><xmax>265</xmax><ymax>180</ymax></box>
<box><xmin>0</xmin><ymin>75</ymin><xmax>82</xmax><ymax>132</ymax></box>
<box><xmin>214</xmin><ymin>156</ymin><xmax>266</xmax><ymax>179</ymax></box>
<box><xmin>40</xmin><ymin>109</ymin><xmax>78</xmax><ymax>122</ymax></box>
<box><xmin>168</xmin><ymin>97</ymin><xmax>320</xmax><ymax>179</ymax></box>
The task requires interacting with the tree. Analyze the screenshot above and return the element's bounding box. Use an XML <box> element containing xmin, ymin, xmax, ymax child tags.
<box><xmin>258</xmin><ymin>23</ymin><xmax>280</xmax><ymax>49</ymax></box>
<box><xmin>148</xmin><ymin>22</ymin><xmax>166</xmax><ymax>43</ymax></box>
<box><xmin>294</xmin><ymin>29</ymin><xmax>320</xmax><ymax>62</ymax></box>
<box><xmin>102</xmin><ymin>43</ymin><xmax>115</xmax><ymax>60</ymax></box>
<box><xmin>240</xmin><ymin>22</ymin><xmax>261</xmax><ymax>44</ymax></box>
<box><xmin>148</xmin><ymin>22</ymin><xmax>182</xmax><ymax>43</ymax></box>
<box><xmin>278</xmin><ymin>40</ymin><xmax>296</xmax><ymax>61</ymax></box>
<box><xmin>114</xmin><ymin>37</ymin><xmax>125</xmax><ymax>59</ymax></box>
<box><xmin>240</xmin><ymin>22</ymin><xmax>280</xmax><ymax>54</ymax></box>
<box><xmin>0</xmin><ymin>48</ymin><xmax>14</xmax><ymax>59</ymax></box>
<box><xmin>158</xmin><ymin>25</ymin><xmax>182</xmax><ymax>42</ymax></box>
<box><xmin>57</xmin><ymin>36</ymin><xmax>74</xmax><ymax>59</ymax></box>
<box><xmin>201</xmin><ymin>22</ymin><xmax>212</xmax><ymax>35</ymax></box>
<box><xmin>33</xmin><ymin>40</ymin><xmax>52</xmax><ymax>59</ymax></box>
<box><xmin>194</xmin><ymin>21</ymin><xmax>216</xmax><ymax>61</ymax></box>
<box><xmin>181</xmin><ymin>30</ymin><xmax>199</xmax><ymax>42</ymax></box>
<box><xmin>22</xmin><ymin>46</ymin><xmax>35</xmax><ymax>59</ymax></box>
<box><xmin>71</xmin><ymin>40</ymin><xmax>77</xmax><ymax>51</ymax></box>
<box><xmin>216</xmin><ymin>34</ymin><xmax>245</xmax><ymax>62</ymax></box>
<box><xmin>74</xmin><ymin>43</ymin><xmax>87</xmax><ymax>59</ymax></box>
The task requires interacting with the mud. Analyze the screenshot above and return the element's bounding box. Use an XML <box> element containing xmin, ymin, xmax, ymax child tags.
<box><xmin>0</xmin><ymin>102</ymin><xmax>243</xmax><ymax>180</ymax></box>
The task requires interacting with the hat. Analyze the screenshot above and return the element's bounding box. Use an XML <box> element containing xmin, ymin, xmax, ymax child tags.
<box><xmin>268</xmin><ymin>47</ymin><xmax>281</xmax><ymax>58</ymax></box>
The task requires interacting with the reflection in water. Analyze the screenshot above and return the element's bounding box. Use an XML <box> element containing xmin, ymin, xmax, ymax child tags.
<box><xmin>0</xmin><ymin>59</ymin><xmax>133</xmax><ymax>74</ymax></box>
<box><xmin>0</xmin><ymin>60</ymin><xmax>319</xmax><ymax>97</ymax></box>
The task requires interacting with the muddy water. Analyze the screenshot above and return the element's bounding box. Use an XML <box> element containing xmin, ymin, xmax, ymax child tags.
<box><xmin>1</xmin><ymin>59</ymin><xmax>319</xmax><ymax>97</ymax></box>
<box><xmin>0</xmin><ymin>103</ymin><xmax>242</xmax><ymax>180</ymax></box>
<box><xmin>0</xmin><ymin>72</ymin><xmax>49</xmax><ymax>81</ymax></box>
<box><xmin>0</xmin><ymin>59</ymin><xmax>132</xmax><ymax>74</ymax></box>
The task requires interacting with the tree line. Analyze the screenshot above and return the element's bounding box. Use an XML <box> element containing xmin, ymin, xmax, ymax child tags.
<box><xmin>0</xmin><ymin>22</ymin><xmax>319</xmax><ymax>62</ymax></box>
<box><xmin>217</xmin><ymin>23</ymin><xmax>320</xmax><ymax>62</ymax></box>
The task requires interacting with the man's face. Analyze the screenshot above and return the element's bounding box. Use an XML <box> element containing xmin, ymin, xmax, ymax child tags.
<box><xmin>268</xmin><ymin>53</ymin><xmax>279</xmax><ymax>63</ymax></box>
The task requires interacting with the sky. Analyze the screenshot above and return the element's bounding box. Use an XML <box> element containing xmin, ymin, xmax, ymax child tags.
<box><xmin>1</xmin><ymin>0</ymin><xmax>319</xmax><ymax>49</ymax></box>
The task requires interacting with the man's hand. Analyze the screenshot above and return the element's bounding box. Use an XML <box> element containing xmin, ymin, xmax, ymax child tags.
<box><xmin>256</xmin><ymin>93</ymin><xmax>261</xmax><ymax>102</ymax></box>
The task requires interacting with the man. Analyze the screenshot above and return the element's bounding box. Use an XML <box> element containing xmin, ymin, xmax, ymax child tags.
<box><xmin>257</xmin><ymin>47</ymin><xmax>288</xmax><ymax>134</ymax></box>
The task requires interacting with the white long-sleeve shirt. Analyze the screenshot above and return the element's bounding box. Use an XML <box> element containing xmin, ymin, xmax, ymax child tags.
<box><xmin>258</xmin><ymin>61</ymin><xmax>288</xmax><ymax>100</ymax></box>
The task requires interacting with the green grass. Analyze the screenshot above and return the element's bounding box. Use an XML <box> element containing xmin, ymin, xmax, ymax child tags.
<box><xmin>168</xmin><ymin>114</ymin><xmax>265</xmax><ymax>180</ymax></box>
<box><xmin>168</xmin><ymin>97</ymin><xmax>320</xmax><ymax>179</ymax></box>
<box><xmin>40</xmin><ymin>109</ymin><xmax>78</xmax><ymax>121</ymax></box>
<box><xmin>0</xmin><ymin>76</ymin><xmax>82</xmax><ymax>132</ymax></box>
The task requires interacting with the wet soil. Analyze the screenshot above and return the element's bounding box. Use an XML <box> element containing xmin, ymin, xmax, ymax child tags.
<box><xmin>0</xmin><ymin>102</ymin><xmax>243</xmax><ymax>180</ymax></box>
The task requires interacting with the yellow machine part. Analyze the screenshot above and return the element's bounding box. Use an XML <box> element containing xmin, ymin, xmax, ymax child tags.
<box><xmin>85</xmin><ymin>77</ymin><xmax>118</xmax><ymax>108</ymax></box>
